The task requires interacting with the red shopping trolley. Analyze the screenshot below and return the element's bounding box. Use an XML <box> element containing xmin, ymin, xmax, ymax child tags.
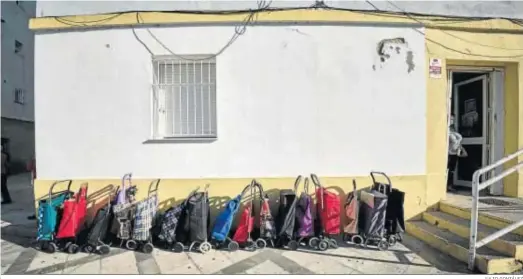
<box><xmin>55</xmin><ymin>184</ymin><xmax>89</xmax><ymax>253</ymax></box>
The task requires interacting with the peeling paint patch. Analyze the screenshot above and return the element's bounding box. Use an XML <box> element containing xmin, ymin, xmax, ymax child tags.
<box><xmin>373</xmin><ymin>37</ymin><xmax>415</xmax><ymax>74</ymax></box>
<box><xmin>406</xmin><ymin>50</ymin><xmax>415</xmax><ymax>73</ymax></box>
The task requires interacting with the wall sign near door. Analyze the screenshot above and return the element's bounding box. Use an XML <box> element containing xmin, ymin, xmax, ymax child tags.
<box><xmin>429</xmin><ymin>58</ymin><xmax>442</xmax><ymax>78</ymax></box>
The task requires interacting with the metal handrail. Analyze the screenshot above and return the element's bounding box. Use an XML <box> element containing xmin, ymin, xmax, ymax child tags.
<box><xmin>468</xmin><ymin>148</ymin><xmax>523</xmax><ymax>270</ymax></box>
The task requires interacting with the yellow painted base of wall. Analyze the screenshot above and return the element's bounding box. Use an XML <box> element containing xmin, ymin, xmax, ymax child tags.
<box><xmin>34</xmin><ymin>174</ymin><xmax>436</xmax><ymax>224</ymax></box>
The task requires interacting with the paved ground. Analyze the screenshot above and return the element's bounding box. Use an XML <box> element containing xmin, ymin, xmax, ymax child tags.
<box><xmin>1</xmin><ymin>173</ymin><xmax>471</xmax><ymax>275</ymax></box>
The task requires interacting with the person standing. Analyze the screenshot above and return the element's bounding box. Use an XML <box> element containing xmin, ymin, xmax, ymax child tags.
<box><xmin>448</xmin><ymin>115</ymin><xmax>468</xmax><ymax>192</ymax></box>
<box><xmin>1</xmin><ymin>145</ymin><xmax>12</xmax><ymax>204</ymax></box>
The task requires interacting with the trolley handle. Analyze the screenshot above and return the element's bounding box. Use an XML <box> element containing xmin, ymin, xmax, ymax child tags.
<box><xmin>310</xmin><ymin>173</ymin><xmax>324</xmax><ymax>211</ymax></box>
<box><xmin>352</xmin><ymin>179</ymin><xmax>359</xmax><ymax>217</ymax></box>
<box><xmin>240</xmin><ymin>182</ymin><xmax>254</xmax><ymax>201</ymax></box>
<box><xmin>204</xmin><ymin>183</ymin><xmax>210</xmax><ymax>200</ymax></box>
<box><xmin>256</xmin><ymin>181</ymin><xmax>268</xmax><ymax>202</ymax></box>
<box><xmin>253</xmin><ymin>180</ymin><xmax>265</xmax><ymax>200</ymax></box>
<box><xmin>123</xmin><ymin>172</ymin><xmax>133</xmax><ymax>194</ymax></box>
<box><xmin>183</xmin><ymin>186</ymin><xmax>201</xmax><ymax>206</ymax></box>
<box><xmin>250</xmin><ymin>179</ymin><xmax>255</xmax><ymax>204</ymax></box>
<box><xmin>303</xmin><ymin>177</ymin><xmax>310</xmax><ymax>195</ymax></box>
<box><xmin>48</xmin><ymin>179</ymin><xmax>73</xmax><ymax>205</ymax></box>
<box><xmin>293</xmin><ymin>175</ymin><xmax>302</xmax><ymax>193</ymax></box>
<box><xmin>240</xmin><ymin>184</ymin><xmax>251</xmax><ymax>197</ymax></box>
<box><xmin>76</xmin><ymin>183</ymin><xmax>89</xmax><ymax>202</ymax></box>
<box><xmin>370</xmin><ymin>171</ymin><xmax>391</xmax><ymax>186</ymax></box>
<box><xmin>116</xmin><ymin>173</ymin><xmax>132</xmax><ymax>205</ymax></box>
<box><xmin>370</xmin><ymin>171</ymin><xmax>392</xmax><ymax>193</ymax></box>
<box><xmin>148</xmin><ymin>179</ymin><xmax>161</xmax><ymax>197</ymax></box>
<box><xmin>109</xmin><ymin>184</ymin><xmax>118</xmax><ymax>206</ymax></box>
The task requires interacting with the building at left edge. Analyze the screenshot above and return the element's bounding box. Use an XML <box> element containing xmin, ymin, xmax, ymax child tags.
<box><xmin>1</xmin><ymin>1</ymin><xmax>36</xmax><ymax>173</ymax></box>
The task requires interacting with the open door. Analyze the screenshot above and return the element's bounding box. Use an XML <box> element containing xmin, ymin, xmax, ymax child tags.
<box><xmin>453</xmin><ymin>75</ymin><xmax>488</xmax><ymax>188</ymax></box>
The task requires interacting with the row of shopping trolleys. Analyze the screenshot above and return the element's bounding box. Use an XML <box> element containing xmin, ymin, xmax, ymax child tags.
<box><xmin>34</xmin><ymin>172</ymin><xmax>405</xmax><ymax>255</ymax></box>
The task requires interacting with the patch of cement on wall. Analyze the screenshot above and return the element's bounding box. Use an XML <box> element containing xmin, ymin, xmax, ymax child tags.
<box><xmin>373</xmin><ymin>37</ymin><xmax>415</xmax><ymax>73</ymax></box>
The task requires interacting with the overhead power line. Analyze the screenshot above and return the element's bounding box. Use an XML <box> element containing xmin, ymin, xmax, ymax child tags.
<box><xmin>372</xmin><ymin>0</ymin><xmax>523</xmax><ymax>58</ymax></box>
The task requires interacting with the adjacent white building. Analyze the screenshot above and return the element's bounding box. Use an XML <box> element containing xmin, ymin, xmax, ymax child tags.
<box><xmin>1</xmin><ymin>1</ymin><xmax>36</xmax><ymax>172</ymax></box>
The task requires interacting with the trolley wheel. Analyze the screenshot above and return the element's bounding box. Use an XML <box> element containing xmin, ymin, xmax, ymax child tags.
<box><xmin>245</xmin><ymin>240</ymin><xmax>256</xmax><ymax>251</ymax></box>
<box><xmin>228</xmin><ymin>241</ymin><xmax>239</xmax><ymax>252</ymax></box>
<box><xmin>288</xmin><ymin>240</ymin><xmax>299</xmax><ymax>251</ymax></box>
<box><xmin>47</xmin><ymin>242</ymin><xmax>57</xmax><ymax>254</ymax></box>
<box><xmin>173</xmin><ymin>242</ymin><xmax>184</xmax><ymax>253</ymax></box>
<box><xmin>351</xmin><ymin>235</ymin><xmax>364</xmax><ymax>246</ymax></box>
<box><xmin>189</xmin><ymin>242</ymin><xmax>196</xmax><ymax>252</ymax></box>
<box><xmin>83</xmin><ymin>244</ymin><xmax>94</xmax><ymax>253</ymax></box>
<box><xmin>328</xmin><ymin>239</ymin><xmax>339</xmax><ymax>249</ymax></box>
<box><xmin>67</xmin><ymin>243</ymin><xmax>79</xmax><ymax>254</ymax></box>
<box><xmin>142</xmin><ymin>242</ymin><xmax>154</xmax><ymax>254</ymax></box>
<box><xmin>39</xmin><ymin>241</ymin><xmax>47</xmax><ymax>251</ymax></box>
<box><xmin>99</xmin><ymin>245</ymin><xmax>111</xmax><ymax>255</ymax></box>
<box><xmin>378</xmin><ymin>239</ymin><xmax>390</xmax><ymax>251</ymax></box>
<box><xmin>125</xmin><ymin>240</ymin><xmax>138</xmax><ymax>250</ymax></box>
<box><xmin>363</xmin><ymin>238</ymin><xmax>370</xmax><ymax>248</ymax></box>
<box><xmin>255</xmin><ymin>239</ymin><xmax>267</xmax><ymax>249</ymax></box>
<box><xmin>388</xmin><ymin>235</ymin><xmax>397</xmax><ymax>247</ymax></box>
<box><xmin>318</xmin><ymin>239</ymin><xmax>329</xmax><ymax>251</ymax></box>
<box><xmin>308</xmin><ymin>237</ymin><xmax>320</xmax><ymax>248</ymax></box>
<box><xmin>199</xmin><ymin>242</ymin><xmax>212</xmax><ymax>254</ymax></box>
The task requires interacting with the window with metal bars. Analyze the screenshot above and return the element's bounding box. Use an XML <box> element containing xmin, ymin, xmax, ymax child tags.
<box><xmin>152</xmin><ymin>56</ymin><xmax>217</xmax><ymax>139</ymax></box>
<box><xmin>14</xmin><ymin>88</ymin><xmax>25</xmax><ymax>104</ymax></box>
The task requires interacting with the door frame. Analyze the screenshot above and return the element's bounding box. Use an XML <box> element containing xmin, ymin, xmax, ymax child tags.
<box><xmin>452</xmin><ymin>75</ymin><xmax>488</xmax><ymax>187</ymax></box>
<box><xmin>446</xmin><ymin>66</ymin><xmax>505</xmax><ymax>191</ymax></box>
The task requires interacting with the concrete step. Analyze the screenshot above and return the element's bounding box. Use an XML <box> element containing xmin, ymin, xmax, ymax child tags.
<box><xmin>439</xmin><ymin>200</ymin><xmax>523</xmax><ymax>237</ymax></box>
<box><xmin>423</xmin><ymin>211</ymin><xmax>523</xmax><ymax>260</ymax></box>
<box><xmin>406</xmin><ymin>220</ymin><xmax>522</xmax><ymax>274</ymax></box>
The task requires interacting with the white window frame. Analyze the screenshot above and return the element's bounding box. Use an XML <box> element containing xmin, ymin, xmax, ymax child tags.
<box><xmin>151</xmin><ymin>55</ymin><xmax>217</xmax><ymax>140</ymax></box>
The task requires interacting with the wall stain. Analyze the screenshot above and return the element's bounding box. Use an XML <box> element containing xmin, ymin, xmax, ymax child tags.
<box><xmin>373</xmin><ymin>37</ymin><xmax>415</xmax><ymax>73</ymax></box>
<box><xmin>285</xmin><ymin>27</ymin><xmax>310</xmax><ymax>36</ymax></box>
<box><xmin>406</xmin><ymin>50</ymin><xmax>415</xmax><ymax>73</ymax></box>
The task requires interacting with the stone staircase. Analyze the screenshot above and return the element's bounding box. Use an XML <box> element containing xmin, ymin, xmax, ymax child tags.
<box><xmin>406</xmin><ymin>196</ymin><xmax>523</xmax><ymax>274</ymax></box>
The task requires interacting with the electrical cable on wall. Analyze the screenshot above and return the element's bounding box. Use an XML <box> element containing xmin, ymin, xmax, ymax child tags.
<box><xmin>49</xmin><ymin>2</ymin><xmax>523</xmax><ymax>26</ymax></box>
<box><xmin>54</xmin><ymin>13</ymin><xmax>124</xmax><ymax>26</ymax></box>
<box><xmin>133</xmin><ymin>0</ymin><xmax>272</xmax><ymax>61</ymax></box>
<box><xmin>51</xmin><ymin>1</ymin><xmax>523</xmax><ymax>59</ymax></box>
<box><xmin>365</xmin><ymin>0</ymin><xmax>523</xmax><ymax>58</ymax></box>
<box><xmin>383</xmin><ymin>0</ymin><xmax>523</xmax><ymax>52</ymax></box>
<box><xmin>384</xmin><ymin>1</ymin><xmax>523</xmax><ymax>53</ymax></box>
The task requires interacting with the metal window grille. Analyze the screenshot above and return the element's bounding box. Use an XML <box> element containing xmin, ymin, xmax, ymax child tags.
<box><xmin>152</xmin><ymin>56</ymin><xmax>217</xmax><ymax>139</ymax></box>
<box><xmin>14</xmin><ymin>40</ymin><xmax>23</xmax><ymax>54</ymax></box>
<box><xmin>14</xmin><ymin>88</ymin><xmax>24</xmax><ymax>104</ymax></box>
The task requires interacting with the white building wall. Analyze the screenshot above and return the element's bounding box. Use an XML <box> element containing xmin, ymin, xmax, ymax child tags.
<box><xmin>1</xmin><ymin>1</ymin><xmax>35</xmax><ymax>122</ymax></box>
<box><xmin>35</xmin><ymin>24</ymin><xmax>426</xmax><ymax>179</ymax></box>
